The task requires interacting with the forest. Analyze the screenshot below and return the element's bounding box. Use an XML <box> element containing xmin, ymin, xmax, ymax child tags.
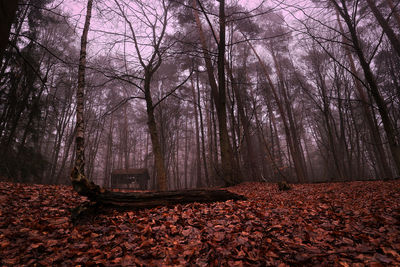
<box><xmin>1</xmin><ymin>0</ymin><xmax>400</xmax><ymax>189</ymax></box>
<box><xmin>1</xmin><ymin>0</ymin><xmax>400</xmax><ymax>265</ymax></box>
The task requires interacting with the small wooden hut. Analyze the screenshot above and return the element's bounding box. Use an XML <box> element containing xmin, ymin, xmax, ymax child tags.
<box><xmin>110</xmin><ymin>168</ymin><xmax>149</xmax><ymax>190</ymax></box>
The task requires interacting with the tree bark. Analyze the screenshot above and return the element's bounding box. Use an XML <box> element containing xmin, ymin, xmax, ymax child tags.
<box><xmin>70</xmin><ymin>0</ymin><xmax>102</xmax><ymax>198</ymax></box>
<box><xmin>144</xmin><ymin>76</ymin><xmax>168</xmax><ymax>191</ymax></box>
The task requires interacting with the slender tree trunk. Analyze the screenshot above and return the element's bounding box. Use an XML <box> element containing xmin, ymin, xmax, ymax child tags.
<box><xmin>205</xmin><ymin>89</ymin><xmax>215</xmax><ymax>184</ymax></box>
<box><xmin>192</xmin><ymin>0</ymin><xmax>239</xmax><ymax>185</ymax></box>
<box><xmin>124</xmin><ymin>103</ymin><xmax>129</xmax><ymax>170</ymax></box>
<box><xmin>175</xmin><ymin>128</ymin><xmax>180</xmax><ymax>190</ymax></box>
<box><xmin>145</xmin><ymin>132</ymin><xmax>149</xmax><ymax>169</ymax></box>
<box><xmin>197</xmin><ymin>74</ymin><xmax>209</xmax><ymax>185</ymax></box>
<box><xmin>184</xmin><ymin>107</ymin><xmax>189</xmax><ymax>189</ymax></box>
<box><xmin>211</xmin><ymin>97</ymin><xmax>219</xmax><ymax>171</ymax></box>
<box><xmin>70</xmin><ymin>0</ymin><xmax>101</xmax><ymax>197</ymax></box>
<box><xmin>104</xmin><ymin>114</ymin><xmax>114</xmax><ymax>188</ymax></box>
<box><xmin>309</xmin><ymin>56</ymin><xmax>345</xmax><ymax>179</ymax></box>
<box><xmin>191</xmin><ymin>76</ymin><xmax>202</xmax><ymax>188</ymax></box>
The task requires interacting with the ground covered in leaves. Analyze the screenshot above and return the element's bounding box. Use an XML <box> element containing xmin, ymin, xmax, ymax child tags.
<box><xmin>1</xmin><ymin>181</ymin><xmax>400</xmax><ymax>266</ymax></box>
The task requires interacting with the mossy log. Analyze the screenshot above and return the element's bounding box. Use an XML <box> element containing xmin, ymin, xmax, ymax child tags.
<box><xmin>93</xmin><ymin>189</ymin><xmax>246</xmax><ymax>209</ymax></box>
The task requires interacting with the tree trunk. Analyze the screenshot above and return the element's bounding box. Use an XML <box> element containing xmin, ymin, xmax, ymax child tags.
<box><xmin>184</xmin><ymin>107</ymin><xmax>189</xmax><ymax>189</ymax></box>
<box><xmin>104</xmin><ymin>114</ymin><xmax>114</xmax><ymax>188</ymax></box>
<box><xmin>70</xmin><ymin>0</ymin><xmax>102</xmax><ymax>198</ymax></box>
<box><xmin>192</xmin><ymin>0</ymin><xmax>239</xmax><ymax>186</ymax></box>
<box><xmin>124</xmin><ymin>102</ymin><xmax>130</xmax><ymax>170</ymax></box>
<box><xmin>175</xmin><ymin>127</ymin><xmax>180</xmax><ymax>190</ymax></box>
<box><xmin>93</xmin><ymin>189</ymin><xmax>246</xmax><ymax>209</ymax></box>
<box><xmin>144</xmin><ymin>74</ymin><xmax>168</xmax><ymax>191</ymax></box>
<box><xmin>191</xmin><ymin>76</ymin><xmax>202</xmax><ymax>188</ymax></box>
<box><xmin>197</xmin><ymin>74</ymin><xmax>209</xmax><ymax>185</ymax></box>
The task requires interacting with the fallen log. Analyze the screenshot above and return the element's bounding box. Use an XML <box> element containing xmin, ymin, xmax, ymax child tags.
<box><xmin>94</xmin><ymin>189</ymin><xmax>246</xmax><ymax>209</ymax></box>
<box><xmin>71</xmin><ymin>188</ymin><xmax>246</xmax><ymax>223</ymax></box>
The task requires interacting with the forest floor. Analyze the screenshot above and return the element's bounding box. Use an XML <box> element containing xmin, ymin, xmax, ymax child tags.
<box><xmin>0</xmin><ymin>180</ymin><xmax>400</xmax><ymax>266</ymax></box>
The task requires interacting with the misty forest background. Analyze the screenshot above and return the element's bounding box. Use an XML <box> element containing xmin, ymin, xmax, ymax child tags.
<box><xmin>1</xmin><ymin>0</ymin><xmax>400</xmax><ymax>190</ymax></box>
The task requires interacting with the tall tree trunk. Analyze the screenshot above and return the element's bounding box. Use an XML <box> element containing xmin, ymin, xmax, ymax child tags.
<box><xmin>144</xmin><ymin>74</ymin><xmax>168</xmax><ymax>191</ymax></box>
<box><xmin>191</xmin><ymin>76</ymin><xmax>202</xmax><ymax>188</ymax></box>
<box><xmin>217</xmin><ymin>0</ymin><xmax>240</xmax><ymax>185</ymax></box>
<box><xmin>184</xmin><ymin>107</ymin><xmax>189</xmax><ymax>189</ymax></box>
<box><xmin>70</xmin><ymin>0</ymin><xmax>101</xmax><ymax>197</ymax></box>
<box><xmin>205</xmin><ymin>89</ymin><xmax>215</xmax><ymax>184</ymax></box>
<box><xmin>104</xmin><ymin>114</ymin><xmax>114</xmax><ymax>188</ymax></box>
<box><xmin>197</xmin><ymin>74</ymin><xmax>209</xmax><ymax>185</ymax></box>
<box><xmin>145</xmin><ymin>132</ymin><xmax>149</xmax><ymax>169</ymax></box>
<box><xmin>175</xmin><ymin>128</ymin><xmax>180</xmax><ymax>190</ymax></box>
<box><xmin>124</xmin><ymin>103</ymin><xmax>129</xmax><ymax>170</ymax></box>
<box><xmin>192</xmin><ymin>0</ymin><xmax>239</xmax><ymax>185</ymax></box>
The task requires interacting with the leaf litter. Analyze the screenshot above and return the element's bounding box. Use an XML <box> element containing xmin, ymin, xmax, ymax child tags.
<box><xmin>0</xmin><ymin>180</ymin><xmax>399</xmax><ymax>266</ymax></box>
